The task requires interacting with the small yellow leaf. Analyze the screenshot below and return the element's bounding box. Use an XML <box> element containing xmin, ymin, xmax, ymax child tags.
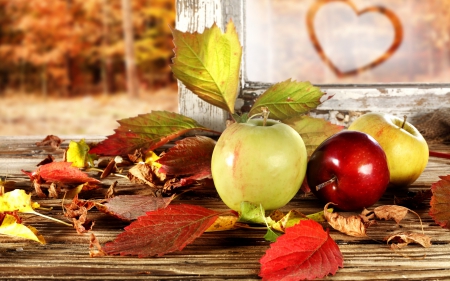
<box><xmin>144</xmin><ymin>151</ymin><xmax>162</xmax><ymax>168</ymax></box>
<box><xmin>0</xmin><ymin>189</ymin><xmax>39</xmax><ymax>213</ymax></box>
<box><xmin>0</xmin><ymin>214</ymin><xmax>46</xmax><ymax>244</ymax></box>
<box><xmin>205</xmin><ymin>214</ymin><xmax>238</xmax><ymax>232</ymax></box>
<box><xmin>67</xmin><ymin>139</ymin><xmax>94</xmax><ymax>168</ymax></box>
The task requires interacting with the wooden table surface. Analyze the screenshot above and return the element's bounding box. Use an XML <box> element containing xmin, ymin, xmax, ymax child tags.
<box><xmin>0</xmin><ymin>136</ymin><xmax>449</xmax><ymax>280</ymax></box>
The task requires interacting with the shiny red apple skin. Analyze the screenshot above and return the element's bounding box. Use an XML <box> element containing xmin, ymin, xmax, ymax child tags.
<box><xmin>307</xmin><ymin>131</ymin><xmax>390</xmax><ymax>211</ymax></box>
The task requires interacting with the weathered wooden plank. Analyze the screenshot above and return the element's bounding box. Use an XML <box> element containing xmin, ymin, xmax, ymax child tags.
<box><xmin>0</xmin><ymin>137</ymin><xmax>449</xmax><ymax>280</ymax></box>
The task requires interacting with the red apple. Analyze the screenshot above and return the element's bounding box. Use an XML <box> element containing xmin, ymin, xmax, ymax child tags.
<box><xmin>307</xmin><ymin>131</ymin><xmax>390</xmax><ymax>211</ymax></box>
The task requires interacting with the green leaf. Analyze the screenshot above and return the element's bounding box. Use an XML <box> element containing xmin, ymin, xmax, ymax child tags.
<box><xmin>171</xmin><ymin>20</ymin><xmax>242</xmax><ymax>113</ymax></box>
<box><xmin>283</xmin><ymin>115</ymin><xmax>343</xmax><ymax>157</ymax></box>
<box><xmin>237</xmin><ymin>201</ymin><xmax>266</xmax><ymax>225</ymax></box>
<box><xmin>231</xmin><ymin>112</ymin><xmax>249</xmax><ymax>123</ymax></box>
<box><xmin>249</xmin><ymin>79</ymin><xmax>324</xmax><ymax>120</ymax></box>
<box><xmin>89</xmin><ymin>111</ymin><xmax>220</xmax><ymax>156</ymax></box>
<box><xmin>264</xmin><ymin>227</ymin><xmax>282</xmax><ymax>242</ymax></box>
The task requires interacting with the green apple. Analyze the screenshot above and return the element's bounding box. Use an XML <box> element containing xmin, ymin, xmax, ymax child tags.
<box><xmin>348</xmin><ymin>112</ymin><xmax>429</xmax><ymax>186</ymax></box>
<box><xmin>211</xmin><ymin>118</ymin><xmax>307</xmax><ymax>211</ymax></box>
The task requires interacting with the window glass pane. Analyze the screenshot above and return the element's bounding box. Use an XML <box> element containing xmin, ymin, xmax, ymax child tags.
<box><xmin>245</xmin><ymin>0</ymin><xmax>450</xmax><ymax>84</ymax></box>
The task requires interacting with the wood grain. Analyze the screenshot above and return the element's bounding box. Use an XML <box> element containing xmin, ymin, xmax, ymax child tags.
<box><xmin>0</xmin><ymin>136</ymin><xmax>449</xmax><ymax>280</ymax></box>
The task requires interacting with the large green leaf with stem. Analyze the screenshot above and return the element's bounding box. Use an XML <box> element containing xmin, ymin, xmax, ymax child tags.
<box><xmin>171</xmin><ymin>20</ymin><xmax>242</xmax><ymax>113</ymax></box>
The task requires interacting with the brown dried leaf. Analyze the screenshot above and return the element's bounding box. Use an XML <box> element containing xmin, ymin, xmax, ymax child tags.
<box><xmin>373</xmin><ymin>205</ymin><xmax>409</xmax><ymax>224</ymax></box>
<box><xmin>386</xmin><ymin>232</ymin><xmax>432</xmax><ymax>249</ymax></box>
<box><xmin>36</xmin><ymin>135</ymin><xmax>64</xmax><ymax>149</ymax></box>
<box><xmin>89</xmin><ymin>233</ymin><xmax>107</xmax><ymax>257</ymax></box>
<box><xmin>48</xmin><ymin>183</ymin><xmax>60</xmax><ymax>199</ymax></box>
<box><xmin>64</xmin><ymin>196</ymin><xmax>95</xmax><ymax>234</ymax></box>
<box><xmin>127</xmin><ymin>163</ymin><xmax>164</xmax><ymax>188</ymax></box>
<box><xmin>323</xmin><ymin>203</ymin><xmax>368</xmax><ymax>237</ymax></box>
<box><xmin>394</xmin><ymin>190</ymin><xmax>432</xmax><ymax>209</ymax></box>
<box><xmin>106</xmin><ymin>181</ymin><xmax>118</xmax><ymax>199</ymax></box>
<box><xmin>100</xmin><ymin>158</ymin><xmax>117</xmax><ymax>179</ymax></box>
<box><xmin>127</xmin><ymin>149</ymin><xmax>144</xmax><ymax>163</ymax></box>
<box><xmin>36</xmin><ymin>154</ymin><xmax>55</xmax><ymax>166</ymax></box>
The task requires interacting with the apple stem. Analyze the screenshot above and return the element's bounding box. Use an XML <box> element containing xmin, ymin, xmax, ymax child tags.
<box><xmin>429</xmin><ymin>150</ymin><xmax>450</xmax><ymax>159</ymax></box>
<box><xmin>401</xmin><ymin>115</ymin><xmax>407</xmax><ymax>129</ymax></box>
<box><xmin>247</xmin><ymin>107</ymin><xmax>271</xmax><ymax>126</ymax></box>
<box><xmin>316</xmin><ymin>175</ymin><xmax>337</xmax><ymax>191</ymax></box>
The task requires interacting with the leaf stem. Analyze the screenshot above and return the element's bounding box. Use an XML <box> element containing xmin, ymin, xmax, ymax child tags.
<box><xmin>30</xmin><ymin>211</ymin><xmax>73</xmax><ymax>227</ymax></box>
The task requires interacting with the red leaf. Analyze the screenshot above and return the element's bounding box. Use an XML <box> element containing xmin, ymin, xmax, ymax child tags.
<box><xmin>429</xmin><ymin>175</ymin><xmax>450</xmax><ymax>229</ymax></box>
<box><xmin>97</xmin><ymin>195</ymin><xmax>174</xmax><ymax>221</ymax></box>
<box><xmin>22</xmin><ymin>162</ymin><xmax>100</xmax><ymax>184</ymax></box>
<box><xmin>89</xmin><ymin>111</ymin><xmax>219</xmax><ymax>156</ymax></box>
<box><xmin>157</xmin><ymin>136</ymin><xmax>216</xmax><ymax>176</ymax></box>
<box><xmin>260</xmin><ymin>219</ymin><xmax>343</xmax><ymax>280</ymax></box>
<box><xmin>103</xmin><ymin>204</ymin><xmax>219</xmax><ymax>257</ymax></box>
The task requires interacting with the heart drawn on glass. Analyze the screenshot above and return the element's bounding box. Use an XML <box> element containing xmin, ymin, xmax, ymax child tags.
<box><xmin>306</xmin><ymin>0</ymin><xmax>403</xmax><ymax>77</ymax></box>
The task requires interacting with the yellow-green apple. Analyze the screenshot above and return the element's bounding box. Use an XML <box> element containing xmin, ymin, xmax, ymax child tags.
<box><xmin>348</xmin><ymin>112</ymin><xmax>429</xmax><ymax>186</ymax></box>
<box><xmin>307</xmin><ymin>131</ymin><xmax>390</xmax><ymax>211</ymax></box>
<box><xmin>211</xmin><ymin>118</ymin><xmax>307</xmax><ymax>211</ymax></box>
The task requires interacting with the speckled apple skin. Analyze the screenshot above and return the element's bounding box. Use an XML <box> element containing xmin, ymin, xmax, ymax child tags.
<box><xmin>211</xmin><ymin>119</ymin><xmax>307</xmax><ymax>211</ymax></box>
<box><xmin>348</xmin><ymin>112</ymin><xmax>429</xmax><ymax>186</ymax></box>
<box><xmin>307</xmin><ymin>131</ymin><xmax>390</xmax><ymax>211</ymax></box>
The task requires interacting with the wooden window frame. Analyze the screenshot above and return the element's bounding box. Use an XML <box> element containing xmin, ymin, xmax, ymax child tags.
<box><xmin>175</xmin><ymin>0</ymin><xmax>450</xmax><ymax>131</ymax></box>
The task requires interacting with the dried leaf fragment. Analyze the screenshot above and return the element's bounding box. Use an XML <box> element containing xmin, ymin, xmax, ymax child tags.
<box><xmin>89</xmin><ymin>233</ymin><xmax>107</xmax><ymax>257</ymax></box>
<box><xmin>386</xmin><ymin>232</ymin><xmax>432</xmax><ymax>249</ymax></box>
<box><xmin>36</xmin><ymin>135</ymin><xmax>63</xmax><ymax>149</ymax></box>
<box><xmin>323</xmin><ymin>203</ymin><xmax>368</xmax><ymax>237</ymax></box>
<box><xmin>64</xmin><ymin>196</ymin><xmax>95</xmax><ymax>234</ymax></box>
<box><xmin>373</xmin><ymin>205</ymin><xmax>409</xmax><ymax>224</ymax></box>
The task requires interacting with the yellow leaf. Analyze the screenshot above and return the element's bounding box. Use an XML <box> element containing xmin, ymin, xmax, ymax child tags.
<box><xmin>144</xmin><ymin>151</ymin><xmax>162</xmax><ymax>168</ymax></box>
<box><xmin>0</xmin><ymin>214</ymin><xmax>45</xmax><ymax>244</ymax></box>
<box><xmin>67</xmin><ymin>139</ymin><xmax>95</xmax><ymax>168</ymax></box>
<box><xmin>205</xmin><ymin>214</ymin><xmax>238</xmax><ymax>232</ymax></box>
<box><xmin>0</xmin><ymin>189</ymin><xmax>39</xmax><ymax>213</ymax></box>
<box><xmin>0</xmin><ymin>190</ymin><xmax>72</xmax><ymax>227</ymax></box>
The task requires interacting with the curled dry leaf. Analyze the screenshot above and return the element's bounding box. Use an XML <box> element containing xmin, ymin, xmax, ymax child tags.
<box><xmin>323</xmin><ymin>203</ymin><xmax>369</xmax><ymax>237</ymax></box>
<box><xmin>64</xmin><ymin>196</ymin><xmax>96</xmax><ymax>234</ymax></box>
<box><xmin>127</xmin><ymin>163</ymin><xmax>164</xmax><ymax>189</ymax></box>
<box><xmin>373</xmin><ymin>205</ymin><xmax>409</xmax><ymax>224</ymax></box>
<box><xmin>36</xmin><ymin>154</ymin><xmax>55</xmax><ymax>166</ymax></box>
<box><xmin>386</xmin><ymin>232</ymin><xmax>432</xmax><ymax>249</ymax></box>
<box><xmin>89</xmin><ymin>233</ymin><xmax>107</xmax><ymax>257</ymax></box>
<box><xmin>35</xmin><ymin>135</ymin><xmax>63</xmax><ymax>149</ymax></box>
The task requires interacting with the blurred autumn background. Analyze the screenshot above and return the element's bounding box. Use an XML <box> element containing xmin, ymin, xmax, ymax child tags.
<box><xmin>0</xmin><ymin>0</ymin><xmax>178</xmax><ymax>136</ymax></box>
